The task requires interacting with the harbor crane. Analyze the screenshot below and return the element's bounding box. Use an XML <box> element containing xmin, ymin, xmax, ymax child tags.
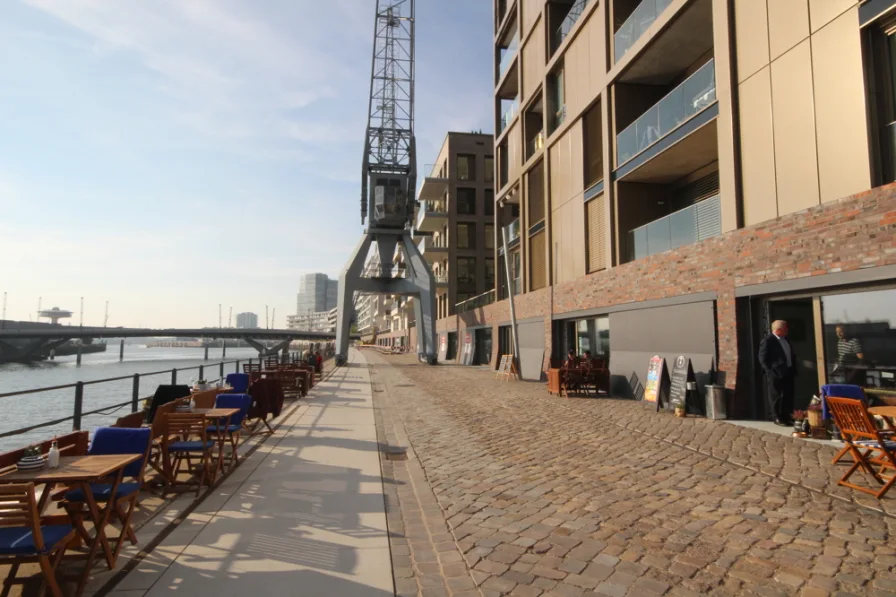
<box><xmin>334</xmin><ymin>0</ymin><xmax>436</xmax><ymax>365</ymax></box>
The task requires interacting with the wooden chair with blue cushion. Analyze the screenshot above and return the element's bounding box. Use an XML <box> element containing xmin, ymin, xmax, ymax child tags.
<box><xmin>61</xmin><ymin>427</ymin><xmax>152</xmax><ymax>561</ymax></box>
<box><xmin>822</xmin><ymin>384</ymin><xmax>867</xmax><ymax>464</ymax></box>
<box><xmin>162</xmin><ymin>414</ymin><xmax>216</xmax><ymax>496</ymax></box>
<box><xmin>0</xmin><ymin>482</ymin><xmax>75</xmax><ymax>597</ymax></box>
<box><xmin>225</xmin><ymin>373</ymin><xmax>250</xmax><ymax>393</ymax></box>
<box><xmin>210</xmin><ymin>393</ymin><xmax>253</xmax><ymax>470</ymax></box>
<box><xmin>827</xmin><ymin>396</ymin><xmax>896</xmax><ymax>499</ymax></box>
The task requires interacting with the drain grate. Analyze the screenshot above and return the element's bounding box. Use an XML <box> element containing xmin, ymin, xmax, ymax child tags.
<box><xmin>383</xmin><ymin>446</ymin><xmax>408</xmax><ymax>461</ymax></box>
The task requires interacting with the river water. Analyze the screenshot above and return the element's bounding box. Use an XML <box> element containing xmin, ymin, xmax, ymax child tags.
<box><xmin>0</xmin><ymin>346</ymin><xmax>261</xmax><ymax>451</ymax></box>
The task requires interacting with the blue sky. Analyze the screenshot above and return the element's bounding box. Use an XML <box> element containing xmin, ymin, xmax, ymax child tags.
<box><xmin>0</xmin><ymin>0</ymin><xmax>493</xmax><ymax>328</ymax></box>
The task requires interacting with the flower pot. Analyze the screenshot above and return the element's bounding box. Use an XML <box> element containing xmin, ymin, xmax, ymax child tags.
<box><xmin>807</xmin><ymin>410</ymin><xmax>823</xmax><ymax>429</ymax></box>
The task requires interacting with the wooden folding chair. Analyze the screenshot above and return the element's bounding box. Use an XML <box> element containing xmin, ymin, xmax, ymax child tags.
<box><xmin>145</xmin><ymin>402</ymin><xmax>177</xmax><ymax>488</ymax></box>
<box><xmin>0</xmin><ymin>483</ymin><xmax>75</xmax><ymax>597</ymax></box>
<box><xmin>162</xmin><ymin>414</ymin><xmax>215</xmax><ymax>496</ymax></box>
<box><xmin>114</xmin><ymin>412</ymin><xmax>145</xmax><ymax>428</ymax></box>
<box><xmin>827</xmin><ymin>397</ymin><xmax>896</xmax><ymax>499</ymax></box>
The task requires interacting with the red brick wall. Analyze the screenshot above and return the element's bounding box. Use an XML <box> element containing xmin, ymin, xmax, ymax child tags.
<box><xmin>438</xmin><ymin>183</ymin><xmax>896</xmax><ymax>395</ymax></box>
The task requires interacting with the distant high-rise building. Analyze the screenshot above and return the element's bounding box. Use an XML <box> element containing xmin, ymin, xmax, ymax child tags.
<box><xmin>296</xmin><ymin>274</ymin><xmax>338</xmax><ymax>315</ymax></box>
<box><xmin>235</xmin><ymin>312</ymin><xmax>258</xmax><ymax>329</ymax></box>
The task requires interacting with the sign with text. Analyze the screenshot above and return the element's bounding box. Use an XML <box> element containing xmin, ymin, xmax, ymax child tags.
<box><xmin>462</xmin><ymin>332</ymin><xmax>474</xmax><ymax>366</ymax></box>
<box><xmin>643</xmin><ymin>356</ymin><xmax>666</xmax><ymax>408</ymax></box>
<box><xmin>668</xmin><ymin>355</ymin><xmax>695</xmax><ymax>411</ymax></box>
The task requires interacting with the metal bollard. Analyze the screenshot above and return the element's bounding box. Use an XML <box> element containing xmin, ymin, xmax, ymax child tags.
<box><xmin>73</xmin><ymin>382</ymin><xmax>84</xmax><ymax>430</ymax></box>
<box><xmin>171</xmin><ymin>369</ymin><xmax>177</xmax><ymax>385</ymax></box>
<box><xmin>220</xmin><ymin>362</ymin><xmax>224</xmax><ymax>379</ymax></box>
<box><xmin>132</xmin><ymin>374</ymin><xmax>140</xmax><ymax>412</ymax></box>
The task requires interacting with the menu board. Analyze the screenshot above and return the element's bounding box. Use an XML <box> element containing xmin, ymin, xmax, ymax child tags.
<box><xmin>498</xmin><ymin>354</ymin><xmax>509</xmax><ymax>373</ymax></box>
<box><xmin>461</xmin><ymin>332</ymin><xmax>474</xmax><ymax>365</ymax></box>
<box><xmin>669</xmin><ymin>355</ymin><xmax>693</xmax><ymax>411</ymax></box>
<box><xmin>643</xmin><ymin>356</ymin><xmax>666</xmax><ymax>408</ymax></box>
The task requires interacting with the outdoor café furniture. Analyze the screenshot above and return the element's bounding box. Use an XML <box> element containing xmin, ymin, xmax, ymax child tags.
<box><xmin>225</xmin><ymin>373</ymin><xmax>250</xmax><ymax>392</ymax></box>
<box><xmin>0</xmin><ymin>432</ymin><xmax>89</xmax><ymax>478</ymax></box>
<box><xmin>208</xmin><ymin>394</ymin><xmax>252</xmax><ymax>470</ymax></box>
<box><xmin>162</xmin><ymin>414</ymin><xmax>216</xmax><ymax>496</ymax></box>
<box><xmin>242</xmin><ymin>363</ymin><xmax>261</xmax><ymax>374</ymax></box>
<box><xmin>190</xmin><ymin>385</ymin><xmax>232</xmax><ymax>409</ymax></box>
<box><xmin>0</xmin><ymin>482</ymin><xmax>75</xmax><ymax>597</ymax></box>
<box><xmin>247</xmin><ymin>379</ymin><xmax>283</xmax><ymax>436</ymax></box>
<box><xmin>113</xmin><ymin>412</ymin><xmax>145</xmax><ymax>429</ymax></box>
<box><xmin>821</xmin><ymin>384</ymin><xmax>866</xmax><ymax>464</ymax></box>
<box><xmin>827</xmin><ymin>397</ymin><xmax>896</xmax><ymax>499</ymax></box>
<box><xmin>0</xmin><ymin>454</ymin><xmax>142</xmax><ymax>596</ymax></box>
<box><xmin>145</xmin><ymin>402</ymin><xmax>177</xmax><ymax>487</ymax></box>
<box><xmin>145</xmin><ymin>384</ymin><xmax>191</xmax><ymax>424</ymax></box>
<box><xmin>61</xmin><ymin>428</ymin><xmax>152</xmax><ymax>562</ymax></box>
<box><xmin>869</xmin><ymin>405</ymin><xmax>896</xmax><ymax>430</ymax></box>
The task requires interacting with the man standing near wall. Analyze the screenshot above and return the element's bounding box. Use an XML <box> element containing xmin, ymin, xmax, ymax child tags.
<box><xmin>758</xmin><ymin>320</ymin><xmax>798</xmax><ymax>426</ymax></box>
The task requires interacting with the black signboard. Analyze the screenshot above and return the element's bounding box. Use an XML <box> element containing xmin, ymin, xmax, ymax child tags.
<box><xmin>669</xmin><ymin>355</ymin><xmax>695</xmax><ymax>412</ymax></box>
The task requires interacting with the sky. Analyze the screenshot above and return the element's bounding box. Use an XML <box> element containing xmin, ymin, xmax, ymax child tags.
<box><xmin>0</xmin><ymin>0</ymin><xmax>494</xmax><ymax>328</ymax></box>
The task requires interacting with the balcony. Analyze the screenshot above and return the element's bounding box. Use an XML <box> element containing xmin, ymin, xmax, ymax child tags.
<box><xmin>628</xmin><ymin>194</ymin><xmax>721</xmax><ymax>261</ymax></box>
<box><xmin>419</xmin><ymin>236</ymin><xmax>448</xmax><ymax>263</ymax></box>
<box><xmin>614</xmin><ymin>0</ymin><xmax>674</xmax><ymax>63</ymax></box>
<box><xmin>418</xmin><ymin>161</ymin><xmax>449</xmax><ymax>203</ymax></box>
<box><xmin>434</xmin><ymin>271</ymin><xmax>449</xmax><ymax>285</ymax></box>
<box><xmin>550</xmin><ymin>104</ymin><xmax>567</xmax><ymax>135</ymax></box>
<box><xmin>616</xmin><ymin>59</ymin><xmax>716</xmax><ymax>168</ymax></box>
<box><xmin>526</xmin><ymin>131</ymin><xmax>545</xmax><ymax>160</ymax></box>
<box><xmin>553</xmin><ymin>0</ymin><xmax>591</xmax><ymax>52</ymax></box>
<box><xmin>498</xmin><ymin>39</ymin><xmax>519</xmax><ymax>82</ymax></box>
<box><xmin>456</xmin><ymin>290</ymin><xmax>496</xmax><ymax>314</ymax></box>
<box><xmin>503</xmin><ymin>218</ymin><xmax>521</xmax><ymax>246</ymax></box>
<box><xmin>416</xmin><ymin>199</ymin><xmax>448</xmax><ymax>233</ymax></box>
<box><xmin>500</xmin><ymin>98</ymin><xmax>519</xmax><ymax>134</ymax></box>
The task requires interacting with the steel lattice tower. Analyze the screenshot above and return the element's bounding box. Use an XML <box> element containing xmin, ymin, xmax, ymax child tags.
<box><xmin>334</xmin><ymin>0</ymin><xmax>437</xmax><ymax>365</ymax></box>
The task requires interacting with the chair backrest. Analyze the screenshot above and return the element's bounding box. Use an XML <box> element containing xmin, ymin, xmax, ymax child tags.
<box><xmin>827</xmin><ymin>397</ymin><xmax>881</xmax><ymax>442</ymax></box>
<box><xmin>114</xmin><ymin>412</ymin><xmax>146</xmax><ymax>429</ymax></box>
<box><xmin>214</xmin><ymin>393</ymin><xmax>253</xmax><ymax>425</ymax></box>
<box><xmin>191</xmin><ymin>390</ymin><xmax>217</xmax><ymax>409</ymax></box>
<box><xmin>822</xmin><ymin>384</ymin><xmax>866</xmax><ymax>402</ymax></box>
<box><xmin>164</xmin><ymin>414</ymin><xmax>208</xmax><ymax>444</ymax></box>
<box><xmin>226</xmin><ymin>373</ymin><xmax>250</xmax><ymax>392</ymax></box>
<box><xmin>147</xmin><ymin>385</ymin><xmax>191</xmax><ymax>424</ymax></box>
<box><xmin>0</xmin><ymin>483</ymin><xmax>43</xmax><ymax>549</ymax></box>
<box><xmin>150</xmin><ymin>402</ymin><xmax>177</xmax><ymax>440</ymax></box>
<box><xmin>89</xmin><ymin>427</ymin><xmax>152</xmax><ymax>480</ymax></box>
<box><xmin>0</xmin><ymin>431</ymin><xmax>89</xmax><ymax>476</ymax></box>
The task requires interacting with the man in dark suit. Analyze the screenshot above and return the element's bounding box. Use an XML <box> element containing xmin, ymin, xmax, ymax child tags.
<box><xmin>758</xmin><ymin>320</ymin><xmax>798</xmax><ymax>426</ymax></box>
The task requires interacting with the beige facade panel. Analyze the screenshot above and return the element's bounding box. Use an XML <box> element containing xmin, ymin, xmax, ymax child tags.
<box><xmin>812</xmin><ymin>7</ymin><xmax>871</xmax><ymax>203</ymax></box>
<box><xmin>564</xmin><ymin>12</ymin><xmax>604</xmax><ymax>118</ymax></box>
<box><xmin>551</xmin><ymin>198</ymin><xmax>585</xmax><ymax>284</ymax></box>
<box><xmin>767</xmin><ymin>0</ymin><xmax>810</xmax><ymax>60</ymax></box>
<box><xmin>521</xmin><ymin>20</ymin><xmax>544</xmax><ymax>104</ymax></box>
<box><xmin>739</xmin><ymin>67</ymin><xmax>779</xmax><ymax>226</ymax></box>
<box><xmin>712</xmin><ymin>0</ymin><xmax>738</xmax><ymax>233</ymax></box>
<box><xmin>548</xmin><ymin>121</ymin><xmax>583</xmax><ymax>210</ymax></box>
<box><xmin>809</xmin><ymin>0</ymin><xmax>858</xmax><ymax>33</ymax></box>
<box><xmin>733</xmin><ymin>0</ymin><xmax>770</xmax><ymax>83</ymax></box>
<box><xmin>771</xmin><ymin>39</ymin><xmax>821</xmax><ymax>214</ymax></box>
<box><xmin>521</xmin><ymin>0</ymin><xmax>542</xmax><ymax>39</ymax></box>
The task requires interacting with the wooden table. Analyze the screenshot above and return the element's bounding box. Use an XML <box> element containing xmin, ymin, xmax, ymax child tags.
<box><xmin>0</xmin><ymin>454</ymin><xmax>141</xmax><ymax>596</ymax></box>
<box><xmin>168</xmin><ymin>408</ymin><xmax>241</xmax><ymax>481</ymax></box>
<box><xmin>869</xmin><ymin>406</ymin><xmax>896</xmax><ymax>430</ymax></box>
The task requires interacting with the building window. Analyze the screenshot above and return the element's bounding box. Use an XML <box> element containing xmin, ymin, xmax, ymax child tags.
<box><xmin>548</xmin><ymin>66</ymin><xmax>566</xmax><ymax>134</ymax></box>
<box><xmin>485</xmin><ymin>190</ymin><xmax>495</xmax><ymax>216</ymax></box>
<box><xmin>584</xmin><ymin>101</ymin><xmax>603</xmax><ymax>188</ymax></box>
<box><xmin>511</xmin><ymin>250</ymin><xmax>522</xmax><ymax>295</ymax></box>
<box><xmin>565</xmin><ymin>316</ymin><xmax>610</xmax><ymax>360</ymax></box>
<box><xmin>866</xmin><ymin>21</ymin><xmax>896</xmax><ymax>184</ymax></box>
<box><xmin>485</xmin><ymin>156</ymin><xmax>494</xmax><ymax>182</ymax></box>
<box><xmin>527</xmin><ymin>160</ymin><xmax>545</xmax><ymax>225</ymax></box>
<box><xmin>822</xmin><ymin>288</ymin><xmax>896</xmax><ymax>390</ymax></box>
<box><xmin>457</xmin><ymin>223</ymin><xmax>476</xmax><ymax>249</ymax></box>
<box><xmin>485</xmin><ymin>224</ymin><xmax>495</xmax><ymax>250</ymax></box>
<box><xmin>485</xmin><ymin>258</ymin><xmax>495</xmax><ymax>286</ymax></box>
<box><xmin>529</xmin><ymin>230</ymin><xmax>546</xmax><ymax>290</ymax></box>
<box><xmin>456</xmin><ymin>188</ymin><xmax>477</xmax><ymax>215</ymax></box>
<box><xmin>456</xmin><ymin>257</ymin><xmax>477</xmax><ymax>286</ymax></box>
<box><xmin>457</xmin><ymin>154</ymin><xmax>476</xmax><ymax>181</ymax></box>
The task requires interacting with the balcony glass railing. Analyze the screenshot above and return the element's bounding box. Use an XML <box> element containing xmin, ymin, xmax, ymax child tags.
<box><xmin>500</xmin><ymin>99</ymin><xmax>519</xmax><ymax>134</ymax></box>
<box><xmin>628</xmin><ymin>194</ymin><xmax>721</xmax><ymax>261</ymax></box>
<box><xmin>526</xmin><ymin>130</ymin><xmax>545</xmax><ymax>158</ymax></box>
<box><xmin>421</xmin><ymin>236</ymin><xmax>448</xmax><ymax>252</ymax></box>
<box><xmin>498</xmin><ymin>40</ymin><xmax>519</xmax><ymax>80</ymax></box>
<box><xmin>554</xmin><ymin>0</ymin><xmax>590</xmax><ymax>51</ymax></box>
<box><xmin>455</xmin><ymin>290</ymin><xmax>496</xmax><ymax>314</ymax></box>
<box><xmin>551</xmin><ymin>104</ymin><xmax>567</xmax><ymax>133</ymax></box>
<box><xmin>424</xmin><ymin>163</ymin><xmax>445</xmax><ymax>178</ymax></box>
<box><xmin>616</xmin><ymin>59</ymin><xmax>716</xmax><ymax>167</ymax></box>
<box><xmin>503</xmin><ymin>218</ymin><xmax>521</xmax><ymax>244</ymax></box>
<box><xmin>614</xmin><ymin>0</ymin><xmax>674</xmax><ymax>63</ymax></box>
<box><xmin>416</xmin><ymin>199</ymin><xmax>448</xmax><ymax>228</ymax></box>
<box><xmin>434</xmin><ymin>271</ymin><xmax>449</xmax><ymax>284</ymax></box>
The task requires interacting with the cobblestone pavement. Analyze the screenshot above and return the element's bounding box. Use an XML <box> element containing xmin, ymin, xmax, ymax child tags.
<box><xmin>365</xmin><ymin>351</ymin><xmax>896</xmax><ymax>597</ymax></box>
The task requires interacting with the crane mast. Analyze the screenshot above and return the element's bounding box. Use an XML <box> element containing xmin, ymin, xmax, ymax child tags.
<box><xmin>334</xmin><ymin>0</ymin><xmax>437</xmax><ymax>365</ymax></box>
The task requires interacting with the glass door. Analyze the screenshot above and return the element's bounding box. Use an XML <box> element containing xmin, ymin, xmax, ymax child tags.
<box><xmin>766</xmin><ymin>298</ymin><xmax>820</xmax><ymax>411</ymax></box>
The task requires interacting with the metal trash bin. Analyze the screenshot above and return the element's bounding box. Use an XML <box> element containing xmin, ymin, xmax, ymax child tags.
<box><xmin>705</xmin><ymin>385</ymin><xmax>728</xmax><ymax>420</ymax></box>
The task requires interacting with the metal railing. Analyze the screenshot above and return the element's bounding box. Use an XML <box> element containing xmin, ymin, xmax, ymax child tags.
<box><xmin>554</xmin><ymin>0</ymin><xmax>590</xmax><ymax>52</ymax></box>
<box><xmin>498</xmin><ymin>39</ymin><xmax>519</xmax><ymax>80</ymax></box>
<box><xmin>500</xmin><ymin>98</ymin><xmax>519</xmax><ymax>134</ymax></box>
<box><xmin>0</xmin><ymin>355</ymin><xmax>302</xmax><ymax>447</ymax></box>
<box><xmin>455</xmin><ymin>290</ymin><xmax>497</xmax><ymax>314</ymax></box>
<box><xmin>628</xmin><ymin>194</ymin><xmax>721</xmax><ymax>261</ymax></box>
<box><xmin>420</xmin><ymin>236</ymin><xmax>448</xmax><ymax>253</ymax></box>
<box><xmin>616</xmin><ymin>59</ymin><xmax>716</xmax><ymax>167</ymax></box>
<box><xmin>614</xmin><ymin>0</ymin><xmax>674</xmax><ymax>62</ymax></box>
<box><xmin>416</xmin><ymin>199</ymin><xmax>448</xmax><ymax>229</ymax></box>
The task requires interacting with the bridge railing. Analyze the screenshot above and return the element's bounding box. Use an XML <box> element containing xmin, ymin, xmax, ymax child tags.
<box><xmin>0</xmin><ymin>356</ymin><xmax>278</xmax><ymax>451</ymax></box>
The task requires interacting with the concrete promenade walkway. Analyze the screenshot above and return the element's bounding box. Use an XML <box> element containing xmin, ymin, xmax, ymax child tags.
<box><xmin>109</xmin><ymin>349</ymin><xmax>393</xmax><ymax>596</ymax></box>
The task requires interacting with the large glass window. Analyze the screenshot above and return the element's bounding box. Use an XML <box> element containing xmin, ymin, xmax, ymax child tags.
<box><xmin>822</xmin><ymin>288</ymin><xmax>896</xmax><ymax>390</ymax></box>
<box><xmin>565</xmin><ymin>316</ymin><xmax>610</xmax><ymax>360</ymax></box>
<box><xmin>456</xmin><ymin>223</ymin><xmax>475</xmax><ymax>249</ymax></box>
<box><xmin>485</xmin><ymin>156</ymin><xmax>494</xmax><ymax>182</ymax></box>
<box><xmin>456</xmin><ymin>257</ymin><xmax>477</xmax><ymax>286</ymax></box>
<box><xmin>485</xmin><ymin>224</ymin><xmax>495</xmax><ymax>250</ymax></box>
<box><xmin>457</xmin><ymin>154</ymin><xmax>476</xmax><ymax>181</ymax></box>
<box><xmin>485</xmin><ymin>189</ymin><xmax>495</xmax><ymax>216</ymax></box>
<box><xmin>485</xmin><ymin>257</ymin><xmax>495</xmax><ymax>285</ymax></box>
<box><xmin>456</xmin><ymin>188</ymin><xmax>477</xmax><ymax>215</ymax></box>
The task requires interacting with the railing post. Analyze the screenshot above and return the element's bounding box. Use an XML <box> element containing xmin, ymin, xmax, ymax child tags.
<box><xmin>171</xmin><ymin>369</ymin><xmax>177</xmax><ymax>385</ymax></box>
<box><xmin>132</xmin><ymin>374</ymin><xmax>140</xmax><ymax>413</ymax></box>
<box><xmin>73</xmin><ymin>382</ymin><xmax>84</xmax><ymax>431</ymax></box>
<box><xmin>235</xmin><ymin>360</ymin><xmax>240</xmax><ymax>374</ymax></box>
<box><xmin>220</xmin><ymin>362</ymin><xmax>224</xmax><ymax>379</ymax></box>
<box><xmin>199</xmin><ymin>365</ymin><xmax>204</xmax><ymax>381</ymax></box>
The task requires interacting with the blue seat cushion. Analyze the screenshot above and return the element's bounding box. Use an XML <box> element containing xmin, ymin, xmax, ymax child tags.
<box><xmin>206</xmin><ymin>425</ymin><xmax>242</xmax><ymax>434</ymax></box>
<box><xmin>855</xmin><ymin>439</ymin><xmax>896</xmax><ymax>450</ymax></box>
<box><xmin>168</xmin><ymin>440</ymin><xmax>216</xmax><ymax>452</ymax></box>
<box><xmin>0</xmin><ymin>525</ymin><xmax>73</xmax><ymax>555</ymax></box>
<box><xmin>64</xmin><ymin>482</ymin><xmax>141</xmax><ymax>503</ymax></box>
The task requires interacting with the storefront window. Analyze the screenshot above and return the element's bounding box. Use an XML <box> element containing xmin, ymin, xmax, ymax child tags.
<box><xmin>565</xmin><ymin>316</ymin><xmax>610</xmax><ymax>360</ymax></box>
<box><xmin>822</xmin><ymin>289</ymin><xmax>896</xmax><ymax>390</ymax></box>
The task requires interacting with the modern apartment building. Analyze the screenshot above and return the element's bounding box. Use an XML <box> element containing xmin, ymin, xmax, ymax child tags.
<box><xmin>296</xmin><ymin>274</ymin><xmax>338</xmax><ymax>315</ymax></box>
<box><xmin>235</xmin><ymin>312</ymin><xmax>259</xmax><ymax>330</ymax></box>
<box><xmin>441</xmin><ymin>0</ymin><xmax>896</xmax><ymax>419</ymax></box>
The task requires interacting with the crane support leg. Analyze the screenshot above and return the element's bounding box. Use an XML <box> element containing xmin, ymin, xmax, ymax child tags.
<box><xmin>400</xmin><ymin>234</ymin><xmax>436</xmax><ymax>364</ymax></box>
<box><xmin>335</xmin><ymin>235</ymin><xmax>373</xmax><ymax>365</ymax></box>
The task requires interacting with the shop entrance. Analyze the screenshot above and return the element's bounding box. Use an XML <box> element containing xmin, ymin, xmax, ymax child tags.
<box><xmin>766</xmin><ymin>298</ymin><xmax>819</xmax><ymax>412</ymax></box>
<box><xmin>446</xmin><ymin>332</ymin><xmax>457</xmax><ymax>361</ymax></box>
<box><xmin>475</xmin><ymin>328</ymin><xmax>492</xmax><ymax>366</ymax></box>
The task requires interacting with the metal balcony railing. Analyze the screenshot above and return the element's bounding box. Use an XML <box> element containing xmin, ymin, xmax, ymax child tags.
<box><xmin>628</xmin><ymin>194</ymin><xmax>721</xmax><ymax>261</ymax></box>
<box><xmin>500</xmin><ymin>99</ymin><xmax>519</xmax><ymax>134</ymax></box>
<box><xmin>553</xmin><ymin>0</ymin><xmax>591</xmax><ymax>52</ymax></box>
<box><xmin>421</xmin><ymin>236</ymin><xmax>448</xmax><ymax>253</ymax></box>
<box><xmin>456</xmin><ymin>290</ymin><xmax>496</xmax><ymax>314</ymax></box>
<box><xmin>616</xmin><ymin>59</ymin><xmax>716</xmax><ymax>167</ymax></box>
<box><xmin>498</xmin><ymin>39</ymin><xmax>519</xmax><ymax>80</ymax></box>
<box><xmin>614</xmin><ymin>0</ymin><xmax>674</xmax><ymax>63</ymax></box>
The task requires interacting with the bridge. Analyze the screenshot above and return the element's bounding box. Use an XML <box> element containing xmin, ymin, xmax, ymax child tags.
<box><xmin>0</xmin><ymin>323</ymin><xmax>360</xmax><ymax>362</ymax></box>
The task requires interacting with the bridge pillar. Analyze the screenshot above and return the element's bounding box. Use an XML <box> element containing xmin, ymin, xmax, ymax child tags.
<box><xmin>119</xmin><ymin>339</ymin><xmax>125</xmax><ymax>362</ymax></box>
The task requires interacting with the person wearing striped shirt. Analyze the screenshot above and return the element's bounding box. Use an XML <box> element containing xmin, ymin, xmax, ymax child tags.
<box><xmin>835</xmin><ymin>325</ymin><xmax>865</xmax><ymax>385</ymax></box>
